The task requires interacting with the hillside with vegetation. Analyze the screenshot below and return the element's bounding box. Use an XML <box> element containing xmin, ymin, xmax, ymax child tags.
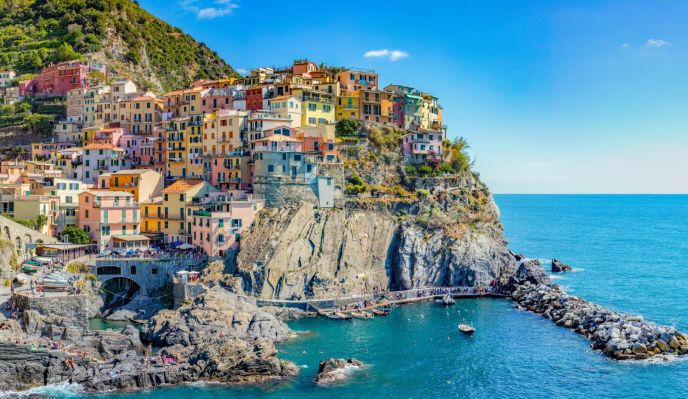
<box><xmin>0</xmin><ymin>0</ymin><xmax>238</xmax><ymax>91</ymax></box>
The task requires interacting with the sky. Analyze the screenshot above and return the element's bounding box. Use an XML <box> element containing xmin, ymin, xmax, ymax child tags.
<box><xmin>140</xmin><ymin>0</ymin><xmax>688</xmax><ymax>193</ymax></box>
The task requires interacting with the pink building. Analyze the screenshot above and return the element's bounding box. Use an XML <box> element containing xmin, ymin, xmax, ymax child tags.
<box><xmin>201</xmin><ymin>88</ymin><xmax>234</xmax><ymax>114</ymax></box>
<box><xmin>401</xmin><ymin>128</ymin><xmax>444</xmax><ymax>164</ymax></box>
<box><xmin>78</xmin><ymin>190</ymin><xmax>145</xmax><ymax>251</ymax></box>
<box><xmin>92</xmin><ymin>127</ymin><xmax>124</xmax><ymax>146</ymax></box>
<box><xmin>190</xmin><ymin>194</ymin><xmax>264</xmax><ymax>257</ymax></box>
<box><xmin>19</xmin><ymin>60</ymin><xmax>107</xmax><ymax>97</ymax></box>
<box><xmin>137</xmin><ymin>135</ymin><xmax>166</xmax><ymax>175</ymax></box>
<box><xmin>118</xmin><ymin>134</ymin><xmax>144</xmax><ymax>165</ymax></box>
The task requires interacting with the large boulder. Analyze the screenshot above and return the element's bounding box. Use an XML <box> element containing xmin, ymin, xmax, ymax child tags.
<box><xmin>551</xmin><ymin>259</ymin><xmax>573</xmax><ymax>273</ymax></box>
<box><xmin>314</xmin><ymin>358</ymin><xmax>364</xmax><ymax>385</ymax></box>
<box><xmin>141</xmin><ymin>286</ymin><xmax>290</xmax><ymax>346</ymax></box>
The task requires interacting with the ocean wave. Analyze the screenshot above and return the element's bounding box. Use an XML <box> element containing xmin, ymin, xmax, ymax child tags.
<box><xmin>623</xmin><ymin>354</ymin><xmax>688</xmax><ymax>365</ymax></box>
<box><xmin>0</xmin><ymin>382</ymin><xmax>83</xmax><ymax>398</ymax></box>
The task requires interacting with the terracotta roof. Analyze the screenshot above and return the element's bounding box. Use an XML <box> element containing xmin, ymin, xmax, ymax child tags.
<box><xmin>111</xmin><ymin>169</ymin><xmax>154</xmax><ymax>176</ymax></box>
<box><xmin>86</xmin><ymin>189</ymin><xmax>134</xmax><ymax>197</ymax></box>
<box><xmin>83</xmin><ymin>143</ymin><xmax>116</xmax><ymax>150</ymax></box>
<box><xmin>163</xmin><ymin>179</ymin><xmax>205</xmax><ymax>194</ymax></box>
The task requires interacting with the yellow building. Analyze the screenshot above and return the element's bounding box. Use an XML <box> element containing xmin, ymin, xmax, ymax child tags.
<box><xmin>202</xmin><ymin>110</ymin><xmax>247</xmax><ymax>155</ymax></box>
<box><xmin>141</xmin><ymin>196</ymin><xmax>164</xmax><ymax>236</ymax></box>
<box><xmin>336</xmin><ymin>90</ymin><xmax>360</xmax><ymax>120</ymax></box>
<box><xmin>113</xmin><ymin>93</ymin><xmax>163</xmax><ymax>135</ymax></box>
<box><xmin>161</xmin><ymin>179</ymin><xmax>216</xmax><ymax>244</ymax></box>
<box><xmin>162</xmin><ymin>87</ymin><xmax>204</xmax><ymax>118</ymax></box>
<box><xmin>165</xmin><ymin>115</ymin><xmax>204</xmax><ymax>179</ymax></box>
<box><xmin>108</xmin><ymin>169</ymin><xmax>163</xmax><ymax>202</ymax></box>
<box><xmin>292</xmin><ymin>87</ymin><xmax>335</xmax><ymax>127</ymax></box>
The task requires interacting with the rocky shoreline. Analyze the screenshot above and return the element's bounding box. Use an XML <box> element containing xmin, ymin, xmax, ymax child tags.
<box><xmin>0</xmin><ymin>287</ymin><xmax>297</xmax><ymax>393</ymax></box>
<box><xmin>511</xmin><ymin>281</ymin><xmax>688</xmax><ymax>360</ymax></box>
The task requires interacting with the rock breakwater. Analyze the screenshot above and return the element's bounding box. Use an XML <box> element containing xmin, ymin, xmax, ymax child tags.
<box><xmin>511</xmin><ymin>282</ymin><xmax>688</xmax><ymax>360</ymax></box>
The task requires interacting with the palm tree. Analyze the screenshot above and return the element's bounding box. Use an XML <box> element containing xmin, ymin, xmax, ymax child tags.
<box><xmin>10</xmin><ymin>146</ymin><xmax>25</xmax><ymax>161</ymax></box>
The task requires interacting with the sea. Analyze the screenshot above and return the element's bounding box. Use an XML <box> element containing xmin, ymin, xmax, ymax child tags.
<box><xmin>12</xmin><ymin>195</ymin><xmax>688</xmax><ymax>399</ymax></box>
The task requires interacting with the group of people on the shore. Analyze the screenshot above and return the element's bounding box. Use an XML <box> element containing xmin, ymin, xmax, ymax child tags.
<box><xmin>143</xmin><ymin>342</ymin><xmax>181</xmax><ymax>368</ymax></box>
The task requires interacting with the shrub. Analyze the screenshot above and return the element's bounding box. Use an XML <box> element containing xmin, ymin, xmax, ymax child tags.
<box><xmin>348</xmin><ymin>174</ymin><xmax>365</xmax><ymax>186</ymax></box>
<box><xmin>404</xmin><ymin>165</ymin><xmax>417</xmax><ymax>176</ymax></box>
<box><xmin>66</xmin><ymin>262</ymin><xmax>90</xmax><ymax>274</ymax></box>
<box><xmin>419</xmin><ymin>165</ymin><xmax>433</xmax><ymax>175</ymax></box>
<box><xmin>340</xmin><ymin>136</ymin><xmax>359</xmax><ymax>144</ymax></box>
<box><xmin>335</xmin><ymin>118</ymin><xmax>360</xmax><ymax>136</ymax></box>
<box><xmin>417</xmin><ymin>189</ymin><xmax>430</xmax><ymax>198</ymax></box>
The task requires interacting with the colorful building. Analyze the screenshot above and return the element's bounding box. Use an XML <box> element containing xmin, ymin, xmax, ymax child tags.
<box><xmin>161</xmin><ymin>179</ymin><xmax>217</xmax><ymax>244</ymax></box>
<box><xmin>401</xmin><ymin>128</ymin><xmax>444</xmax><ymax>164</ymax></box>
<box><xmin>78</xmin><ymin>190</ymin><xmax>143</xmax><ymax>251</ymax></box>
<box><xmin>18</xmin><ymin>60</ymin><xmax>107</xmax><ymax>97</ymax></box>
<box><xmin>190</xmin><ymin>194</ymin><xmax>264</xmax><ymax>257</ymax></box>
<box><xmin>108</xmin><ymin>169</ymin><xmax>163</xmax><ymax>202</ymax></box>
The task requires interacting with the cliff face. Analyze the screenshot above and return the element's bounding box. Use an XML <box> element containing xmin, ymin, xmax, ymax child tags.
<box><xmin>236</xmin><ymin>192</ymin><xmax>519</xmax><ymax>300</ymax></box>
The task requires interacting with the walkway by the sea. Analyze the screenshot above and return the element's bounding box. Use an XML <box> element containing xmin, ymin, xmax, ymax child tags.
<box><xmin>254</xmin><ymin>287</ymin><xmax>505</xmax><ymax>313</ymax></box>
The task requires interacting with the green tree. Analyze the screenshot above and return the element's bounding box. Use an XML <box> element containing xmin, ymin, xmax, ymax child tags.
<box><xmin>62</xmin><ymin>225</ymin><xmax>91</xmax><ymax>244</ymax></box>
<box><xmin>53</xmin><ymin>42</ymin><xmax>81</xmax><ymax>62</ymax></box>
<box><xmin>336</xmin><ymin>118</ymin><xmax>360</xmax><ymax>136</ymax></box>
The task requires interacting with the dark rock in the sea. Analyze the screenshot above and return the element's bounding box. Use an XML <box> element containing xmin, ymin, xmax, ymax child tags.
<box><xmin>510</xmin><ymin>281</ymin><xmax>688</xmax><ymax>361</ymax></box>
<box><xmin>551</xmin><ymin>259</ymin><xmax>573</xmax><ymax>273</ymax></box>
<box><xmin>497</xmin><ymin>258</ymin><xmax>549</xmax><ymax>294</ymax></box>
<box><xmin>315</xmin><ymin>358</ymin><xmax>364</xmax><ymax>385</ymax></box>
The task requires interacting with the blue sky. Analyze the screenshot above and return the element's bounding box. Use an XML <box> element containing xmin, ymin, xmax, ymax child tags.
<box><xmin>141</xmin><ymin>0</ymin><xmax>688</xmax><ymax>193</ymax></box>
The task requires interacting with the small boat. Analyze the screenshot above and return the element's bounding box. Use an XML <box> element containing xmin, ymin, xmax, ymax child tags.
<box><xmin>21</xmin><ymin>260</ymin><xmax>41</xmax><ymax>274</ymax></box>
<box><xmin>458</xmin><ymin>323</ymin><xmax>475</xmax><ymax>335</ymax></box>
<box><xmin>334</xmin><ymin>312</ymin><xmax>351</xmax><ymax>320</ymax></box>
<box><xmin>436</xmin><ymin>294</ymin><xmax>456</xmax><ymax>306</ymax></box>
<box><xmin>372</xmin><ymin>308</ymin><xmax>390</xmax><ymax>316</ymax></box>
<box><xmin>350</xmin><ymin>311</ymin><xmax>373</xmax><ymax>319</ymax></box>
<box><xmin>14</xmin><ymin>273</ymin><xmax>30</xmax><ymax>285</ymax></box>
<box><xmin>42</xmin><ymin>273</ymin><xmax>70</xmax><ymax>290</ymax></box>
<box><xmin>325</xmin><ymin>312</ymin><xmax>351</xmax><ymax>321</ymax></box>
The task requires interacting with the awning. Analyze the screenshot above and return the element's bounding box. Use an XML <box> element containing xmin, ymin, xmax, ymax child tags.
<box><xmin>112</xmin><ymin>234</ymin><xmax>151</xmax><ymax>242</ymax></box>
<box><xmin>177</xmin><ymin>243</ymin><xmax>195</xmax><ymax>250</ymax></box>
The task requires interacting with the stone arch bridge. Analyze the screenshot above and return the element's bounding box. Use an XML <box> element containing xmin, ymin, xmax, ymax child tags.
<box><xmin>93</xmin><ymin>257</ymin><xmax>204</xmax><ymax>296</ymax></box>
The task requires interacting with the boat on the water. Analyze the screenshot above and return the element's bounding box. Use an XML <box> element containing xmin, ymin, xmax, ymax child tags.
<box><xmin>350</xmin><ymin>311</ymin><xmax>373</xmax><ymax>319</ymax></box>
<box><xmin>326</xmin><ymin>312</ymin><xmax>352</xmax><ymax>320</ymax></box>
<box><xmin>458</xmin><ymin>323</ymin><xmax>475</xmax><ymax>335</ymax></box>
<box><xmin>436</xmin><ymin>294</ymin><xmax>456</xmax><ymax>306</ymax></box>
<box><xmin>372</xmin><ymin>308</ymin><xmax>390</xmax><ymax>316</ymax></box>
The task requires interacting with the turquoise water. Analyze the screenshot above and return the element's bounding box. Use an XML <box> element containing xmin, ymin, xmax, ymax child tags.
<box><xmin>20</xmin><ymin>195</ymin><xmax>688</xmax><ymax>398</ymax></box>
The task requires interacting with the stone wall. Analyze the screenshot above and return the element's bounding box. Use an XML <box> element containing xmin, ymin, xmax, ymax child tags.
<box><xmin>14</xmin><ymin>293</ymin><xmax>93</xmax><ymax>330</ymax></box>
<box><xmin>0</xmin><ymin>215</ymin><xmax>57</xmax><ymax>259</ymax></box>
<box><xmin>172</xmin><ymin>281</ymin><xmax>207</xmax><ymax>307</ymax></box>
<box><xmin>253</xmin><ymin>182</ymin><xmax>318</xmax><ymax>208</ymax></box>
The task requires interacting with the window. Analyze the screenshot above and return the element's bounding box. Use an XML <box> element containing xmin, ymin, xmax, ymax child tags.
<box><xmin>308</xmin><ymin>104</ymin><xmax>316</xmax><ymax>111</ymax></box>
<box><xmin>268</xmin><ymin>165</ymin><xmax>274</xmax><ymax>173</ymax></box>
<box><xmin>152</xmin><ymin>268</ymin><xmax>158</xmax><ymax>275</ymax></box>
<box><xmin>323</xmin><ymin>105</ymin><xmax>331</xmax><ymax>112</ymax></box>
<box><xmin>130</xmin><ymin>266</ymin><xmax>136</xmax><ymax>275</ymax></box>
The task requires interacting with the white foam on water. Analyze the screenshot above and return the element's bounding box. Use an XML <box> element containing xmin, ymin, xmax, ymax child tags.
<box><xmin>0</xmin><ymin>382</ymin><xmax>84</xmax><ymax>398</ymax></box>
<box><xmin>624</xmin><ymin>354</ymin><xmax>688</xmax><ymax>366</ymax></box>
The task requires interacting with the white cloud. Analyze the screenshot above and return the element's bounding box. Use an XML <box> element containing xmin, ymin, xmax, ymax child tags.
<box><xmin>364</xmin><ymin>49</ymin><xmax>409</xmax><ymax>61</ymax></box>
<box><xmin>620</xmin><ymin>43</ymin><xmax>630</xmax><ymax>48</ymax></box>
<box><xmin>644</xmin><ymin>39</ymin><xmax>670</xmax><ymax>48</ymax></box>
<box><xmin>180</xmin><ymin>0</ymin><xmax>238</xmax><ymax>19</ymax></box>
<box><xmin>235</xmin><ymin>67</ymin><xmax>248</xmax><ymax>76</ymax></box>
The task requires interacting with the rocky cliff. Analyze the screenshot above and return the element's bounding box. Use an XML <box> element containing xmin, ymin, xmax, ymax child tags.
<box><xmin>237</xmin><ymin>172</ymin><xmax>524</xmax><ymax>299</ymax></box>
